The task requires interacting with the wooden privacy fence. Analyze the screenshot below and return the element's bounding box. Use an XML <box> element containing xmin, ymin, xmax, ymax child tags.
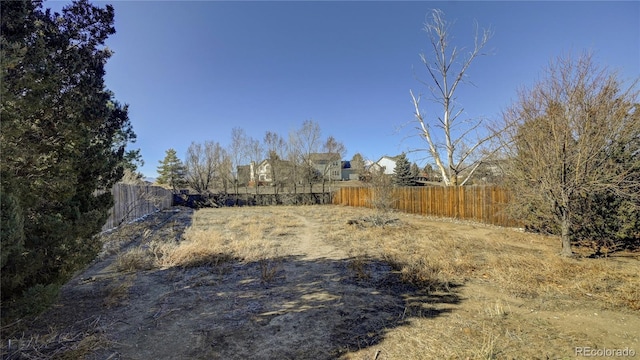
<box><xmin>332</xmin><ymin>186</ymin><xmax>521</xmax><ymax>227</ymax></box>
<box><xmin>102</xmin><ymin>183</ymin><xmax>174</xmax><ymax>231</ymax></box>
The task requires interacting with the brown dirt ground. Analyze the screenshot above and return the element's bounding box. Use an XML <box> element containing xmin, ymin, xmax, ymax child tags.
<box><xmin>2</xmin><ymin>206</ymin><xmax>639</xmax><ymax>359</ymax></box>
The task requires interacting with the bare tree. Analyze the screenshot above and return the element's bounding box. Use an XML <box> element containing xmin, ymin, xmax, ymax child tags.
<box><xmin>350</xmin><ymin>153</ymin><xmax>366</xmax><ymax>180</ymax></box>
<box><xmin>367</xmin><ymin>164</ymin><xmax>398</xmax><ymax>226</ymax></box>
<box><xmin>296</xmin><ymin>120</ymin><xmax>322</xmax><ymax>192</ymax></box>
<box><xmin>319</xmin><ymin>136</ymin><xmax>346</xmax><ymax>192</ymax></box>
<box><xmin>286</xmin><ymin>131</ymin><xmax>301</xmax><ymax>195</ymax></box>
<box><xmin>264</xmin><ymin>131</ymin><xmax>287</xmax><ymax>194</ymax></box>
<box><xmin>246</xmin><ymin>136</ymin><xmax>264</xmax><ymax>195</ymax></box>
<box><xmin>500</xmin><ymin>53</ymin><xmax>640</xmax><ymax>256</ymax></box>
<box><xmin>218</xmin><ymin>148</ymin><xmax>232</xmax><ymax>194</ymax></box>
<box><xmin>185</xmin><ymin>140</ymin><xmax>224</xmax><ymax>194</ymax></box>
<box><xmin>228</xmin><ymin>127</ymin><xmax>247</xmax><ymax>195</ymax></box>
<box><xmin>120</xmin><ymin>168</ymin><xmax>145</xmax><ymax>185</ymax></box>
<box><xmin>410</xmin><ymin>9</ymin><xmax>494</xmax><ymax>186</ymax></box>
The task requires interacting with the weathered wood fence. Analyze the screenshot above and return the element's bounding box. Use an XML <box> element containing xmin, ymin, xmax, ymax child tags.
<box><xmin>102</xmin><ymin>183</ymin><xmax>174</xmax><ymax>231</ymax></box>
<box><xmin>332</xmin><ymin>186</ymin><xmax>521</xmax><ymax>227</ymax></box>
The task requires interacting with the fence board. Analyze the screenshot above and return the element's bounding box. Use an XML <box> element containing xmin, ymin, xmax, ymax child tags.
<box><xmin>332</xmin><ymin>185</ymin><xmax>521</xmax><ymax>227</ymax></box>
<box><xmin>102</xmin><ymin>184</ymin><xmax>173</xmax><ymax>231</ymax></box>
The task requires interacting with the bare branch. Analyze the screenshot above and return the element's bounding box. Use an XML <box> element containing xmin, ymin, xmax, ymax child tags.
<box><xmin>410</xmin><ymin>9</ymin><xmax>495</xmax><ymax>186</ymax></box>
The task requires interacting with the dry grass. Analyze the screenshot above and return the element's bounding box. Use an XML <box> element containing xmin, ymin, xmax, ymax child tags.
<box><xmin>96</xmin><ymin>205</ymin><xmax>638</xmax><ymax>359</ymax></box>
<box><xmin>114</xmin><ymin>248</ymin><xmax>155</xmax><ymax>272</ymax></box>
<box><xmin>317</xmin><ymin>206</ymin><xmax>639</xmax><ymax>359</ymax></box>
<box><xmin>2</xmin><ymin>317</ymin><xmax>108</xmax><ymax>360</ymax></box>
<box><xmin>108</xmin><ymin>208</ymin><xmax>299</xmax><ymax>273</ymax></box>
<box><xmin>324</xmin><ymin>207</ymin><xmax>640</xmax><ymax>312</ymax></box>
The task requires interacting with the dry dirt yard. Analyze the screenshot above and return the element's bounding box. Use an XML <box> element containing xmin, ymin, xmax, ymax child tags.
<box><xmin>3</xmin><ymin>205</ymin><xmax>639</xmax><ymax>359</ymax></box>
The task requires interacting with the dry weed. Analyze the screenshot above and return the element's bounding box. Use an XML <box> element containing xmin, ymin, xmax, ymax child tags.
<box><xmin>347</xmin><ymin>256</ymin><xmax>372</xmax><ymax>280</ymax></box>
<box><xmin>114</xmin><ymin>248</ymin><xmax>154</xmax><ymax>272</ymax></box>
<box><xmin>141</xmin><ymin>208</ymin><xmax>284</xmax><ymax>270</ymax></box>
<box><xmin>2</xmin><ymin>317</ymin><xmax>109</xmax><ymax>360</ymax></box>
<box><xmin>153</xmin><ymin>230</ymin><xmax>235</xmax><ymax>268</ymax></box>
<box><xmin>259</xmin><ymin>258</ymin><xmax>283</xmax><ymax>283</ymax></box>
<box><xmin>22</xmin><ymin>205</ymin><xmax>636</xmax><ymax>360</ymax></box>
<box><xmin>103</xmin><ymin>275</ymin><xmax>135</xmax><ymax>308</ymax></box>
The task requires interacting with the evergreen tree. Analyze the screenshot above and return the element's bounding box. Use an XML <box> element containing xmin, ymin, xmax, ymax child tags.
<box><xmin>410</xmin><ymin>163</ymin><xmax>420</xmax><ymax>181</ymax></box>
<box><xmin>392</xmin><ymin>153</ymin><xmax>415</xmax><ymax>186</ymax></box>
<box><xmin>1</xmin><ymin>0</ymin><xmax>138</xmax><ymax>306</ymax></box>
<box><xmin>157</xmin><ymin>148</ymin><xmax>187</xmax><ymax>190</ymax></box>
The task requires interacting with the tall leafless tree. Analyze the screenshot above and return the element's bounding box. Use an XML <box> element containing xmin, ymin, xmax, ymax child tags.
<box><xmin>410</xmin><ymin>9</ymin><xmax>494</xmax><ymax>186</ymax></box>
<box><xmin>320</xmin><ymin>136</ymin><xmax>346</xmax><ymax>192</ymax></box>
<box><xmin>296</xmin><ymin>120</ymin><xmax>322</xmax><ymax>192</ymax></box>
<box><xmin>228</xmin><ymin>127</ymin><xmax>247</xmax><ymax>195</ymax></box>
<box><xmin>185</xmin><ymin>140</ymin><xmax>225</xmax><ymax>194</ymax></box>
<box><xmin>499</xmin><ymin>53</ymin><xmax>640</xmax><ymax>256</ymax></box>
<box><xmin>218</xmin><ymin>148</ymin><xmax>233</xmax><ymax>194</ymax></box>
<box><xmin>264</xmin><ymin>131</ymin><xmax>287</xmax><ymax>194</ymax></box>
<box><xmin>246</xmin><ymin>136</ymin><xmax>264</xmax><ymax>195</ymax></box>
<box><xmin>350</xmin><ymin>153</ymin><xmax>366</xmax><ymax>181</ymax></box>
<box><xmin>287</xmin><ymin>131</ymin><xmax>301</xmax><ymax>195</ymax></box>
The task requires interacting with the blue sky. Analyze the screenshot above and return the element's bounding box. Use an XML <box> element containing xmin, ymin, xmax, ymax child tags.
<box><xmin>44</xmin><ymin>1</ymin><xmax>639</xmax><ymax>178</ymax></box>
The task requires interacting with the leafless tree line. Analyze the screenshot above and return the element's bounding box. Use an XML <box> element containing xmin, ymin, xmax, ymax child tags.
<box><xmin>181</xmin><ymin>119</ymin><xmax>346</xmax><ymax>196</ymax></box>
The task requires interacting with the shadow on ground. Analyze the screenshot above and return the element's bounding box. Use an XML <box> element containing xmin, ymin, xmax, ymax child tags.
<box><xmin>98</xmin><ymin>255</ymin><xmax>462</xmax><ymax>360</ymax></box>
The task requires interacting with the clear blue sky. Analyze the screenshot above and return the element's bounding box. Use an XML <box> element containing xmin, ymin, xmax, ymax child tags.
<box><xmin>44</xmin><ymin>1</ymin><xmax>639</xmax><ymax>178</ymax></box>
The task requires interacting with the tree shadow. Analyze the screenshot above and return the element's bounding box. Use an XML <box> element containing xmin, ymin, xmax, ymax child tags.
<box><xmin>103</xmin><ymin>254</ymin><xmax>463</xmax><ymax>360</ymax></box>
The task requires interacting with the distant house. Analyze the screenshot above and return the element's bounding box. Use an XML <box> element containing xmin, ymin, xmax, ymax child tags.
<box><xmin>340</xmin><ymin>160</ymin><xmax>359</xmax><ymax>181</ymax></box>
<box><xmin>255</xmin><ymin>159</ymin><xmax>292</xmax><ymax>184</ymax></box>
<box><xmin>237</xmin><ymin>154</ymin><xmax>344</xmax><ymax>186</ymax></box>
<box><xmin>309</xmin><ymin>153</ymin><xmax>342</xmax><ymax>181</ymax></box>
<box><xmin>371</xmin><ymin>155</ymin><xmax>402</xmax><ymax>175</ymax></box>
<box><xmin>255</xmin><ymin>159</ymin><xmax>272</xmax><ymax>183</ymax></box>
<box><xmin>469</xmin><ymin>160</ymin><xmax>507</xmax><ymax>185</ymax></box>
<box><xmin>243</xmin><ymin>159</ymin><xmax>292</xmax><ymax>186</ymax></box>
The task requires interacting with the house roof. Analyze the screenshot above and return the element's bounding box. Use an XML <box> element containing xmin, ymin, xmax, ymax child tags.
<box><xmin>375</xmin><ymin>155</ymin><xmax>402</xmax><ymax>163</ymax></box>
<box><xmin>309</xmin><ymin>152</ymin><xmax>341</xmax><ymax>162</ymax></box>
<box><xmin>258</xmin><ymin>158</ymin><xmax>292</xmax><ymax>167</ymax></box>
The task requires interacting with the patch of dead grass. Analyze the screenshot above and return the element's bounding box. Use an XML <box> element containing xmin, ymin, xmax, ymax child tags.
<box><xmin>2</xmin><ymin>317</ymin><xmax>109</xmax><ymax>360</ymax></box>
<box><xmin>150</xmin><ymin>208</ymin><xmax>285</xmax><ymax>269</ymax></box>
<box><xmin>114</xmin><ymin>248</ymin><xmax>155</xmax><ymax>272</ymax></box>
<box><xmin>325</xmin><ymin>205</ymin><xmax>639</xmax><ymax>359</ymax></box>
<box><xmin>326</xmin><ymin>207</ymin><xmax>640</xmax><ymax>312</ymax></box>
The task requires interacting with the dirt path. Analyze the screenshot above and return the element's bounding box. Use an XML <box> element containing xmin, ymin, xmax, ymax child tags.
<box><xmin>288</xmin><ymin>213</ymin><xmax>348</xmax><ymax>260</ymax></box>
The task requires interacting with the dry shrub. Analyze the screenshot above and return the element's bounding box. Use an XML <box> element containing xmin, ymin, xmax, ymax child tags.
<box><xmin>114</xmin><ymin>248</ymin><xmax>154</xmax><ymax>272</ymax></box>
<box><xmin>347</xmin><ymin>256</ymin><xmax>371</xmax><ymax>280</ymax></box>
<box><xmin>259</xmin><ymin>258</ymin><xmax>283</xmax><ymax>283</ymax></box>
<box><xmin>152</xmin><ymin>230</ymin><xmax>235</xmax><ymax>268</ymax></box>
